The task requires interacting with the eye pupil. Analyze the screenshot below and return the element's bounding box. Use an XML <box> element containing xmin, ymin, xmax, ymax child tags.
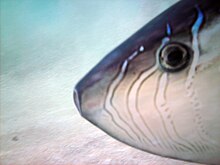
<box><xmin>159</xmin><ymin>42</ymin><xmax>192</xmax><ymax>72</ymax></box>
<box><xmin>166</xmin><ymin>48</ymin><xmax>184</xmax><ymax>67</ymax></box>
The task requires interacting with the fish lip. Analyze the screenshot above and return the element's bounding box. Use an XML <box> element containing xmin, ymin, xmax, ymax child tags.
<box><xmin>73</xmin><ymin>88</ymin><xmax>82</xmax><ymax>115</ymax></box>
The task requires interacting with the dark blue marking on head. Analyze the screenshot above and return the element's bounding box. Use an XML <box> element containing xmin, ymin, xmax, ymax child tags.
<box><xmin>166</xmin><ymin>23</ymin><xmax>172</xmax><ymax>36</ymax></box>
<box><xmin>192</xmin><ymin>6</ymin><xmax>204</xmax><ymax>34</ymax></box>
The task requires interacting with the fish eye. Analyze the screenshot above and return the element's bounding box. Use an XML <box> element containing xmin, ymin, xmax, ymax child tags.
<box><xmin>159</xmin><ymin>42</ymin><xmax>192</xmax><ymax>72</ymax></box>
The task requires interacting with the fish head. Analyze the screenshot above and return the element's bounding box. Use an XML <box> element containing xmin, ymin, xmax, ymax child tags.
<box><xmin>74</xmin><ymin>0</ymin><xmax>220</xmax><ymax>164</ymax></box>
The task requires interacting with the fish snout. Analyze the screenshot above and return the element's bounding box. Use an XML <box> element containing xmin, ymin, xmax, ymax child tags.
<box><xmin>73</xmin><ymin>88</ymin><xmax>82</xmax><ymax>115</ymax></box>
<box><xmin>73</xmin><ymin>69</ymin><xmax>113</xmax><ymax>118</ymax></box>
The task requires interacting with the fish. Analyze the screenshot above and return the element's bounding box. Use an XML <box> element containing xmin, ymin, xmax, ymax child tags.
<box><xmin>73</xmin><ymin>0</ymin><xmax>220</xmax><ymax>164</ymax></box>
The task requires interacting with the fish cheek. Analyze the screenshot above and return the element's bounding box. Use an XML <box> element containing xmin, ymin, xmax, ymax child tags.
<box><xmin>165</xmin><ymin>71</ymin><xmax>197</xmax><ymax>138</ymax></box>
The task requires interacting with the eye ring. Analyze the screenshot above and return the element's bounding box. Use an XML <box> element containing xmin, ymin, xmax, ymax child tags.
<box><xmin>158</xmin><ymin>42</ymin><xmax>192</xmax><ymax>72</ymax></box>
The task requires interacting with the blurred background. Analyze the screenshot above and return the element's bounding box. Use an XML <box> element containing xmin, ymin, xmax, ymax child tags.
<box><xmin>0</xmin><ymin>0</ymin><xmax>202</xmax><ymax>164</ymax></box>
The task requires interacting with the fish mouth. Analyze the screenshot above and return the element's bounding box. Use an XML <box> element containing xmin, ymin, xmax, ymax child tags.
<box><xmin>73</xmin><ymin>88</ymin><xmax>82</xmax><ymax>115</ymax></box>
<box><xmin>73</xmin><ymin>71</ymin><xmax>111</xmax><ymax>118</ymax></box>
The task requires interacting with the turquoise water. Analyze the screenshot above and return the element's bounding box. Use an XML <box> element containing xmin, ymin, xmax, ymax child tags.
<box><xmin>1</xmin><ymin>0</ymin><xmax>141</xmax><ymax>74</ymax></box>
<box><xmin>1</xmin><ymin>0</ymin><xmax>176</xmax><ymax>74</ymax></box>
<box><xmin>0</xmin><ymin>0</ymin><xmax>177</xmax><ymax>119</ymax></box>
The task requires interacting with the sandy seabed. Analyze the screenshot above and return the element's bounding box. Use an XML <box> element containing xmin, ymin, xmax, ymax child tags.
<box><xmin>0</xmin><ymin>107</ymin><xmax>202</xmax><ymax>165</ymax></box>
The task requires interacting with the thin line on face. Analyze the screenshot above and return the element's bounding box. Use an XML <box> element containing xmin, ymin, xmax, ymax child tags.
<box><xmin>152</xmin><ymin>17</ymin><xmax>207</xmax><ymax>153</ymax></box>
<box><xmin>127</xmin><ymin>67</ymin><xmax>160</xmax><ymax>147</ymax></box>
<box><xmin>101</xmin><ymin>5</ymin><xmax>218</xmax><ymax>154</ymax></box>
<box><xmin>104</xmin><ymin>47</ymin><xmax>153</xmax><ymax>144</ymax></box>
<box><xmin>155</xmin><ymin>72</ymin><xmax>206</xmax><ymax>153</ymax></box>
<box><xmin>185</xmin><ymin>6</ymin><xmax>216</xmax><ymax>151</ymax></box>
<box><xmin>108</xmin><ymin>47</ymin><xmax>159</xmax><ymax>146</ymax></box>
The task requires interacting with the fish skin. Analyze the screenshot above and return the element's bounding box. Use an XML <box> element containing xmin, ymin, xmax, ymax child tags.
<box><xmin>74</xmin><ymin>0</ymin><xmax>220</xmax><ymax>164</ymax></box>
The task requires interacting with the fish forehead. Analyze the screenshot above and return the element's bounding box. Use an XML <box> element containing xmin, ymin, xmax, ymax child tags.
<box><xmin>76</xmin><ymin>0</ymin><xmax>219</xmax><ymax>93</ymax></box>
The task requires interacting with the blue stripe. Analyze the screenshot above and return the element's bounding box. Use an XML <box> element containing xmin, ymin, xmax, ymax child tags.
<box><xmin>192</xmin><ymin>6</ymin><xmax>204</xmax><ymax>34</ymax></box>
<box><xmin>166</xmin><ymin>23</ymin><xmax>172</xmax><ymax>36</ymax></box>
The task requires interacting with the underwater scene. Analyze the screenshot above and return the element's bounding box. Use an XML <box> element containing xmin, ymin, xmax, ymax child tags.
<box><xmin>2</xmin><ymin>0</ymin><xmax>218</xmax><ymax>164</ymax></box>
